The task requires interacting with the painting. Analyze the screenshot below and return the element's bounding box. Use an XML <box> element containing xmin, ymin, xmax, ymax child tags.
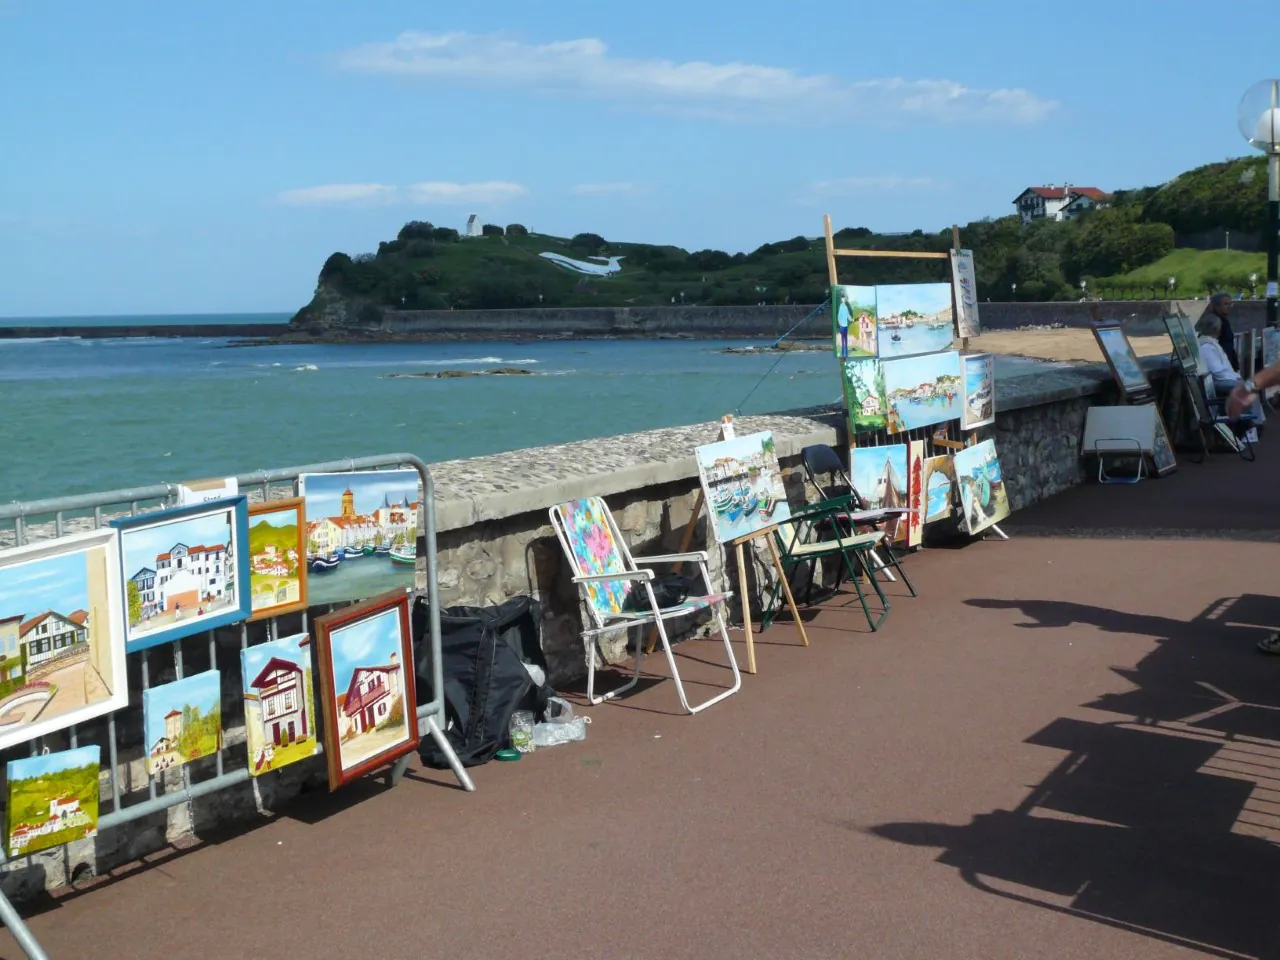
<box><xmin>314</xmin><ymin>591</ymin><xmax>419</xmax><ymax>791</ymax></box>
<box><xmin>850</xmin><ymin>443</ymin><xmax>908</xmax><ymax>511</ymax></box>
<box><xmin>922</xmin><ymin>455</ymin><xmax>955</xmax><ymax>522</ymax></box>
<box><xmin>5</xmin><ymin>745</ymin><xmax>100</xmax><ymax>857</ymax></box>
<box><xmin>114</xmin><ymin>498</ymin><xmax>250</xmax><ymax>653</ymax></box>
<box><xmin>1163</xmin><ymin>314</ymin><xmax>1199</xmax><ymax>374</ymax></box>
<box><xmin>960</xmin><ymin>353</ymin><xmax>996</xmax><ymax>430</ymax></box>
<box><xmin>1091</xmin><ymin>322</ymin><xmax>1152</xmax><ymax>399</ymax></box>
<box><xmin>247</xmin><ymin>498</ymin><xmax>307</xmax><ymax>621</ymax></box>
<box><xmin>300</xmin><ymin>469</ymin><xmax>421</xmax><ymax>606</ymax></box>
<box><xmin>882</xmin><ymin>350</ymin><xmax>964</xmax><ymax>434</ymax></box>
<box><xmin>899</xmin><ymin>441</ymin><xmax>926</xmax><ymax>547</ymax></box>
<box><xmin>875</xmin><ymin>283</ymin><xmax>955</xmax><ymax>359</ymax></box>
<box><xmin>950</xmin><ymin>249</ymin><xmax>980</xmax><ymax>338</ymax></box>
<box><xmin>695</xmin><ymin>431</ymin><xmax>791</xmax><ymax>544</ymax></box>
<box><xmin>142</xmin><ymin>669</ymin><xmax>222</xmax><ymax>776</ymax></box>
<box><xmin>841</xmin><ymin>357</ymin><xmax>887</xmax><ymax>432</ymax></box>
<box><xmin>954</xmin><ymin>440</ymin><xmax>1011</xmax><ymax>536</ymax></box>
<box><xmin>0</xmin><ymin>529</ymin><xmax>128</xmax><ymax>752</ymax></box>
<box><xmin>831</xmin><ymin>285</ymin><xmax>877</xmax><ymax>359</ymax></box>
<box><xmin>1151</xmin><ymin>412</ymin><xmax>1177</xmax><ymax>476</ymax></box>
<box><xmin>242</xmin><ymin>632</ymin><xmax>318</xmax><ymax>776</ymax></box>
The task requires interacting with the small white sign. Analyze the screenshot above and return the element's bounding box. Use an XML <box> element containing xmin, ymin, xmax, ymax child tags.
<box><xmin>177</xmin><ymin>477</ymin><xmax>239</xmax><ymax>505</ymax></box>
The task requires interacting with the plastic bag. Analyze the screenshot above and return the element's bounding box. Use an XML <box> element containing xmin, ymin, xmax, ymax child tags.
<box><xmin>532</xmin><ymin>696</ymin><xmax>589</xmax><ymax>747</ymax></box>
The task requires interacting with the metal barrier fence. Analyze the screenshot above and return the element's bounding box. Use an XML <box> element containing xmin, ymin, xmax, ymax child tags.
<box><xmin>0</xmin><ymin>453</ymin><xmax>474</xmax><ymax>960</ymax></box>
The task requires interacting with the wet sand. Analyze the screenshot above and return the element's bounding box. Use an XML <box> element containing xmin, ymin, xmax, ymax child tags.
<box><xmin>956</xmin><ymin>329</ymin><xmax>1173</xmax><ymax>364</ymax></box>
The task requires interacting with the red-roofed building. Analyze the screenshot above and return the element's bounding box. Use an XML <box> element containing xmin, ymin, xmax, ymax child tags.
<box><xmin>340</xmin><ymin>654</ymin><xmax>403</xmax><ymax>737</ymax></box>
<box><xmin>18</xmin><ymin>611</ymin><xmax>88</xmax><ymax>668</ymax></box>
<box><xmin>1014</xmin><ymin>185</ymin><xmax>1112</xmax><ymax>223</ymax></box>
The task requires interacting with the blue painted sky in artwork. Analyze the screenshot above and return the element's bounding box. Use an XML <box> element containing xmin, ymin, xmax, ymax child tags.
<box><xmin>301</xmin><ymin>470</ymin><xmax>419</xmax><ymax>521</ymax></box>
<box><xmin>0</xmin><ymin>546</ymin><xmax>92</xmax><ymax>622</ymax></box>
<box><xmin>6</xmin><ymin>745</ymin><xmax>100</xmax><ymax>782</ymax></box>
<box><xmin>851</xmin><ymin>444</ymin><xmax>906</xmax><ymax>501</ymax></box>
<box><xmin>241</xmin><ymin>633</ymin><xmax>311</xmax><ymax>689</ymax></box>
<box><xmin>328</xmin><ymin>608</ymin><xmax>403</xmax><ymax>697</ymax></box>
<box><xmin>142</xmin><ymin>670</ymin><xmax>222</xmax><ymax>747</ymax></box>
<box><xmin>121</xmin><ymin>511</ymin><xmax>233</xmax><ymax>580</ymax></box>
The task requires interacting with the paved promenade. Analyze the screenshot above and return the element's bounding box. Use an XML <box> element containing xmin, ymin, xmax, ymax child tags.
<box><xmin>4</xmin><ymin>445</ymin><xmax>1280</xmax><ymax>960</ymax></box>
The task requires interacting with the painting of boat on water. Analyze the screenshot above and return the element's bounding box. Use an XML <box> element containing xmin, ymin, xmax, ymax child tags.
<box><xmin>960</xmin><ymin>353</ymin><xmax>995</xmax><ymax>430</ymax></box>
<box><xmin>695</xmin><ymin>431</ymin><xmax>791</xmax><ymax>543</ymax></box>
<box><xmin>831</xmin><ymin>285</ymin><xmax>877</xmax><ymax>359</ymax></box>
<box><xmin>882</xmin><ymin>350</ymin><xmax>963</xmax><ymax>434</ymax></box>
<box><xmin>841</xmin><ymin>357</ymin><xmax>887</xmax><ymax>432</ymax></box>
<box><xmin>850</xmin><ymin>444</ymin><xmax>908</xmax><ymax>512</ymax></box>
<box><xmin>922</xmin><ymin>455</ymin><xmax>955</xmax><ymax>522</ymax></box>
<box><xmin>875</xmin><ymin>283</ymin><xmax>955</xmax><ymax>359</ymax></box>
<box><xmin>953</xmin><ymin>439</ymin><xmax>1010</xmax><ymax>536</ymax></box>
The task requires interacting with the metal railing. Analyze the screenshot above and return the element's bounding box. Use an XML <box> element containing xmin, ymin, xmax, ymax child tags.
<box><xmin>0</xmin><ymin>453</ymin><xmax>474</xmax><ymax>960</ymax></box>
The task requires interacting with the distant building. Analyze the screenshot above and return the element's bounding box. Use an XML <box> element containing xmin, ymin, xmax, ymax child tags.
<box><xmin>464</xmin><ymin>214</ymin><xmax>481</xmax><ymax>238</ymax></box>
<box><xmin>1013</xmin><ymin>185</ymin><xmax>1111</xmax><ymax>223</ymax></box>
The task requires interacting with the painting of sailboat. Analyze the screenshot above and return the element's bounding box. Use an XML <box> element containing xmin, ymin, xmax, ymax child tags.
<box><xmin>882</xmin><ymin>351</ymin><xmax>964</xmax><ymax>434</ymax></box>
<box><xmin>850</xmin><ymin>444</ymin><xmax>908</xmax><ymax>512</ymax></box>
<box><xmin>875</xmin><ymin>283</ymin><xmax>955</xmax><ymax>359</ymax></box>
<box><xmin>695</xmin><ymin>431</ymin><xmax>791</xmax><ymax>543</ymax></box>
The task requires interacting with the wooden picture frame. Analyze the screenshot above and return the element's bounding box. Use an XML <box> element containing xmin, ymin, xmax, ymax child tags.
<box><xmin>314</xmin><ymin>590</ymin><xmax>419</xmax><ymax>791</ymax></box>
<box><xmin>247</xmin><ymin>497</ymin><xmax>308</xmax><ymax>622</ymax></box>
<box><xmin>1091</xmin><ymin>321</ymin><xmax>1153</xmax><ymax>402</ymax></box>
<box><xmin>1163</xmin><ymin>314</ymin><xmax>1200</xmax><ymax>374</ymax></box>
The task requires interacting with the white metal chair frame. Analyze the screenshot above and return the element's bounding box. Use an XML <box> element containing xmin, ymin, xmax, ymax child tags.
<box><xmin>550</xmin><ymin>497</ymin><xmax>742</xmax><ymax>715</ymax></box>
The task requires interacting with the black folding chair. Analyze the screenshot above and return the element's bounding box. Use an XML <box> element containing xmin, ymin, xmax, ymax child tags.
<box><xmin>1192</xmin><ymin>373</ymin><xmax>1257</xmax><ymax>463</ymax></box>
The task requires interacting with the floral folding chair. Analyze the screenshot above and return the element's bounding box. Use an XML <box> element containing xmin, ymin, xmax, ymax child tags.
<box><xmin>549</xmin><ymin>496</ymin><xmax>742</xmax><ymax>714</ymax></box>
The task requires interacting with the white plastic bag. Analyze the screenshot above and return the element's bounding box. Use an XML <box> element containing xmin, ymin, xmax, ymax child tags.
<box><xmin>532</xmin><ymin>696</ymin><xmax>589</xmax><ymax>747</ymax></box>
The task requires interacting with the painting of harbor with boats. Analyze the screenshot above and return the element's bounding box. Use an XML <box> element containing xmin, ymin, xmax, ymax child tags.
<box><xmin>299</xmin><ymin>469</ymin><xmax>422</xmax><ymax>606</ymax></box>
<box><xmin>875</xmin><ymin>283</ymin><xmax>956</xmax><ymax>359</ymax></box>
<box><xmin>882</xmin><ymin>350</ymin><xmax>963</xmax><ymax>434</ymax></box>
<box><xmin>961</xmin><ymin>353</ymin><xmax>995</xmax><ymax>430</ymax></box>
<box><xmin>695</xmin><ymin>431</ymin><xmax>791</xmax><ymax>543</ymax></box>
<box><xmin>953</xmin><ymin>439</ymin><xmax>1010</xmax><ymax>536</ymax></box>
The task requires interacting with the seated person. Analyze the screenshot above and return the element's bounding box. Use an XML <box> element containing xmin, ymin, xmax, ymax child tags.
<box><xmin>1195</xmin><ymin>312</ymin><xmax>1265</xmax><ymax>432</ymax></box>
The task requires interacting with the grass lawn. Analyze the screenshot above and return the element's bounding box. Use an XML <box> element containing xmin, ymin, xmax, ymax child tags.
<box><xmin>1111</xmin><ymin>248</ymin><xmax>1267</xmax><ymax>295</ymax></box>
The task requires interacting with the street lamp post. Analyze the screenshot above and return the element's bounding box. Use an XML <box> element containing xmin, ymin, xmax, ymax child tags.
<box><xmin>1239</xmin><ymin>79</ymin><xmax>1280</xmax><ymax>327</ymax></box>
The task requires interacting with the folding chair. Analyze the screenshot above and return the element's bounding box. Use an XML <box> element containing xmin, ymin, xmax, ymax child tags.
<box><xmin>1195</xmin><ymin>374</ymin><xmax>1257</xmax><ymax>462</ymax></box>
<box><xmin>549</xmin><ymin>496</ymin><xmax>742</xmax><ymax>715</ymax></box>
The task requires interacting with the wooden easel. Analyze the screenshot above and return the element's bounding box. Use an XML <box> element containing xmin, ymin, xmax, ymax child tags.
<box><xmin>643</xmin><ymin>416</ymin><xmax>809</xmax><ymax>674</ymax></box>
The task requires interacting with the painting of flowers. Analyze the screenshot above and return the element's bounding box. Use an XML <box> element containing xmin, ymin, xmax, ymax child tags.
<box><xmin>5</xmin><ymin>745</ymin><xmax>100</xmax><ymax>858</ymax></box>
<box><xmin>553</xmin><ymin>498</ymin><xmax>630</xmax><ymax>617</ymax></box>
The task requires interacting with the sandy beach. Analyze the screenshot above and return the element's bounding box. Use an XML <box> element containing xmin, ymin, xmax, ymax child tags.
<box><xmin>956</xmin><ymin>329</ymin><xmax>1174</xmax><ymax>364</ymax></box>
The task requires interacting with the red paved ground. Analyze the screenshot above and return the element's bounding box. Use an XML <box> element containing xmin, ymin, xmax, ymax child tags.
<box><xmin>6</xmin><ymin>444</ymin><xmax>1280</xmax><ymax>960</ymax></box>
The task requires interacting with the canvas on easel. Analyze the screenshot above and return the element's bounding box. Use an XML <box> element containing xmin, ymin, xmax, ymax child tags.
<box><xmin>950</xmin><ymin>249</ymin><xmax>981</xmax><ymax>339</ymax></box>
<box><xmin>1091</xmin><ymin>320</ymin><xmax>1153</xmax><ymax>402</ymax></box>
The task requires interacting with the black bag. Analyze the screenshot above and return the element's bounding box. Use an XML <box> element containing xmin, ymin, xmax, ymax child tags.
<box><xmin>624</xmin><ymin>572</ymin><xmax>695</xmax><ymax>611</ymax></box>
<box><xmin>412</xmin><ymin>594</ymin><xmax>555</xmax><ymax>769</ymax></box>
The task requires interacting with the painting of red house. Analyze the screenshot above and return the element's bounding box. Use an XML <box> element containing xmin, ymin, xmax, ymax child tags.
<box><xmin>241</xmin><ymin>632</ymin><xmax>318</xmax><ymax>776</ymax></box>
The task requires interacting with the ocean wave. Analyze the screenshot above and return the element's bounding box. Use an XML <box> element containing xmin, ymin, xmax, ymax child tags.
<box><xmin>294</xmin><ymin>364</ymin><xmax>319</xmax><ymax>372</ymax></box>
<box><xmin>0</xmin><ymin>336</ymin><xmax>79</xmax><ymax>344</ymax></box>
<box><xmin>409</xmin><ymin>356</ymin><xmax>540</xmax><ymax>366</ymax></box>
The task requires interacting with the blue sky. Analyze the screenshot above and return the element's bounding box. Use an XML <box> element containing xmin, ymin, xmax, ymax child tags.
<box><xmin>0</xmin><ymin>546</ymin><xmax>94</xmax><ymax>622</ymax></box>
<box><xmin>120</xmin><ymin>511</ymin><xmax>233</xmax><ymax>580</ymax></box>
<box><xmin>143</xmin><ymin>669</ymin><xmax>221</xmax><ymax>745</ymax></box>
<box><xmin>242</xmin><ymin>633</ymin><xmax>310</xmax><ymax>688</ymax></box>
<box><xmin>1</xmin><ymin>0</ymin><xmax>1276</xmax><ymax>317</ymax></box>
<box><xmin>7</xmin><ymin>744</ymin><xmax>100</xmax><ymax>782</ymax></box>
<box><xmin>301</xmin><ymin>469</ymin><xmax>419</xmax><ymax>520</ymax></box>
<box><xmin>328</xmin><ymin>608</ymin><xmax>402</xmax><ymax>696</ymax></box>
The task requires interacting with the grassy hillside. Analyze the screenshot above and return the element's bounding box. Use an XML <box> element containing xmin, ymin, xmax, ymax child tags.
<box><xmin>1104</xmin><ymin>248</ymin><xmax>1267</xmax><ymax>298</ymax></box>
<box><xmin>248</xmin><ymin>519</ymin><xmax>298</xmax><ymax>557</ymax></box>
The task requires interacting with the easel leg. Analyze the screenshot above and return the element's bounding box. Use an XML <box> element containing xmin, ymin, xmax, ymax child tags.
<box><xmin>735</xmin><ymin>540</ymin><xmax>756</xmax><ymax>674</ymax></box>
<box><xmin>766</xmin><ymin>535</ymin><xmax>809</xmax><ymax>647</ymax></box>
<box><xmin>644</xmin><ymin>489</ymin><xmax>705</xmax><ymax>656</ymax></box>
<box><xmin>986</xmin><ymin>524</ymin><xmax>1010</xmax><ymax>541</ymax></box>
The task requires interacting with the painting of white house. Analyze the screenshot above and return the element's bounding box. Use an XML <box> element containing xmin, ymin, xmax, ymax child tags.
<box><xmin>0</xmin><ymin>529</ymin><xmax>127</xmax><ymax>752</ymax></box>
<box><xmin>242</xmin><ymin>633</ymin><xmax>318</xmax><ymax>776</ymax></box>
<box><xmin>324</xmin><ymin>607</ymin><xmax>413</xmax><ymax>776</ymax></box>
<box><xmin>300</xmin><ymin>470</ymin><xmax>421</xmax><ymax>606</ymax></box>
<box><xmin>882</xmin><ymin>351</ymin><xmax>964</xmax><ymax>434</ymax></box>
<box><xmin>5</xmin><ymin>745</ymin><xmax>100</xmax><ymax>857</ymax></box>
<box><xmin>875</xmin><ymin>283</ymin><xmax>956</xmax><ymax>359</ymax></box>
<box><xmin>142</xmin><ymin>669</ymin><xmax>222</xmax><ymax>777</ymax></box>
<box><xmin>695</xmin><ymin>431</ymin><xmax>791</xmax><ymax>543</ymax></box>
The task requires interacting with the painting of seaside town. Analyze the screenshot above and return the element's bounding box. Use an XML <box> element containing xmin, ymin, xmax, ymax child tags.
<box><xmin>5</xmin><ymin>745</ymin><xmax>100</xmax><ymax>857</ymax></box>
<box><xmin>142</xmin><ymin>669</ymin><xmax>222</xmax><ymax>776</ymax></box>
<box><xmin>923</xmin><ymin>455</ymin><xmax>955</xmax><ymax>522</ymax></box>
<box><xmin>842</xmin><ymin>357</ymin><xmax>887</xmax><ymax>432</ymax></box>
<box><xmin>0</xmin><ymin>530</ymin><xmax>128</xmax><ymax>752</ymax></box>
<box><xmin>300</xmin><ymin>470</ymin><xmax>421</xmax><ymax>606</ymax></box>
<box><xmin>881</xmin><ymin>350</ymin><xmax>963</xmax><ymax>434</ymax></box>
<box><xmin>831</xmin><ymin>285</ymin><xmax>877</xmax><ymax>359</ymax></box>
<box><xmin>875</xmin><ymin>283</ymin><xmax>956</xmax><ymax>359</ymax></box>
<box><xmin>950</xmin><ymin>249</ymin><xmax>980</xmax><ymax>338</ymax></box>
<box><xmin>954</xmin><ymin>440</ymin><xmax>1011</xmax><ymax>536</ymax></box>
<box><xmin>1092</xmin><ymin>323</ymin><xmax>1151</xmax><ymax>397</ymax></box>
<box><xmin>694</xmin><ymin>431</ymin><xmax>791</xmax><ymax>543</ymax></box>
<box><xmin>117</xmin><ymin>500</ymin><xmax>249</xmax><ymax>652</ymax></box>
<box><xmin>242</xmin><ymin>633</ymin><xmax>318</xmax><ymax>776</ymax></box>
<box><xmin>248</xmin><ymin>499</ymin><xmax>307</xmax><ymax>621</ymax></box>
<box><xmin>851</xmin><ymin>443</ymin><xmax>908</xmax><ymax>512</ymax></box>
<box><xmin>961</xmin><ymin>353</ymin><xmax>996</xmax><ymax>430</ymax></box>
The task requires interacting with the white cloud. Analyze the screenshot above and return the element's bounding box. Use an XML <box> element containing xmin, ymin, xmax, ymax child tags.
<box><xmin>337</xmin><ymin>31</ymin><xmax>1056</xmax><ymax>125</ymax></box>
<box><xmin>569</xmin><ymin>182</ymin><xmax>641</xmax><ymax>197</ymax></box>
<box><xmin>276</xmin><ymin>181</ymin><xmax>527</xmax><ymax>207</ymax></box>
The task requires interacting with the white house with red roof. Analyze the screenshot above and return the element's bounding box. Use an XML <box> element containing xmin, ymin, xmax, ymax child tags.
<box><xmin>130</xmin><ymin>540</ymin><xmax>231</xmax><ymax>619</ymax></box>
<box><xmin>7</xmin><ymin>793</ymin><xmax>92</xmax><ymax>853</ymax></box>
<box><xmin>249</xmin><ymin>655</ymin><xmax>310</xmax><ymax>746</ymax></box>
<box><xmin>340</xmin><ymin>653</ymin><xmax>403</xmax><ymax>737</ymax></box>
<box><xmin>18</xmin><ymin>611</ymin><xmax>89</xmax><ymax>668</ymax></box>
<box><xmin>1013</xmin><ymin>184</ymin><xmax>1112</xmax><ymax>224</ymax></box>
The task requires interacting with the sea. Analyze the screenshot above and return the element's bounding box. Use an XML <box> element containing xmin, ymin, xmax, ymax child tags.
<box><xmin>0</xmin><ymin>313</ymin><xmax>1050</xmax><ymax>506</ymax></box>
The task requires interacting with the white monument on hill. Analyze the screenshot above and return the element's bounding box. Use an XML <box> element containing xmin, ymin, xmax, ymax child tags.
<box><xmin>464</xmin><ymin>214</ymin><xmax>481</xmax><ymax>238</ymax></box>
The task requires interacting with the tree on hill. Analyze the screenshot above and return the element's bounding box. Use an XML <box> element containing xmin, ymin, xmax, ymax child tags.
<box><xmin>481</xmin><ymin>224</ymin><xmax>504</xmax><ymax>237</ymax></box>
<box><xmin>397</xmin><ymin>221</ymin><xmax>436</xmax><ymax>242</ymax></box>
<box><xmin>506</xmin><ymin>223</ymin><xmax>529</xmax><ymax>236</ymax></box>
<box><xmin>569</xmin><ymin>232</ymin><xmax>606</xmax><ymax>254</ymax></box>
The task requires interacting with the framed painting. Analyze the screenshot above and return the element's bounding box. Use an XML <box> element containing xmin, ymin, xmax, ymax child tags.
<box><xmin>831</xmin><ymin>285</ymin><xmax>877</xmax><ymax>360</ymax></box>
<box><xmin>841</xmin><ymin>356</ymin><xmax>887</xmax><ymax>433</ymax></box>
<box><xmin>142</xmin><ymin>669</ymin><xmax>222</xmax><ymax>776</ymax></box>
<box><xmin>1151</xmin><ymin>410</ymin><xmax>1178</xmax><ymax>477</ymax></box>
<box><xmin>6</xmin><ymin>745</ymin><xmax>100</xmax><ymax>857</ymax></box>
<box><xmin>315</xmin><ymin>591</ymin><xmax>419</xmax><ymax>791</ymax></box>
<box><xmin>1091</xmin><ymin>321</ymin><xmax>1152</xmax><ymax>400</ymax></box>
<box><xmin>875</xmin><ymin>283</ymin><xmax>955</xmax><ymax>359</ymax></box>
<box><xmin>299</xmin><ymin>469</ymin><xmax>421</xmax><ymax>607</ymax></box>
<box><xmin>242</xmin><ymin>632</ymin><xmax>319</xmax><ymax>776</ymax></box>
<box><xmin>113</xmin><ymin>497</ymin><xmax>251</xmax><ymax>652</ymax></box>
<box><xmin>0</xmin><ymin>528</ymin><xmax>128</xmax><ymax>751</ymax></box>
<box><xmin>247</xmin><ymin>498</ymin><xmax>308</xmax><ymax>622</ymax></box>
<box><xmin>953</xmin><ymin>440</ymin><xmax>1011</xmax><ymax>536</ymax></box>
<box><xmin>950</xmin><ymin>249</ymin><xmax>980</xmax><ymax>339</ymax></box>
<box><xmin>850</xmin><ymin>443</ymin><xmax>908</xmax><ymax>512</ymax></box>
<box><xmin>882</xmin><ymin>350</ymin><xmax>963</xmax><ymax>434</ymax></box>
<box><xmin>1163</xmin><ymin>314</ymin><xmax>1200</xmax><ymax>374</ymax></box>
<box><xmin>960</xmin><ymin>353</ymin><xmax>996</xmax><ymax>430</ymax></box>
<box><xmin>899</xmin><ymin>440</ymin><xmax>926</xmax><ymax>547</ymax></box>
<box><xmin>922</xmin><ymin>455</ymin><xmax>955</xmax><ymax>522</ymax></box>
<box><xmin>694</xmin><ymin>431</ymin><xmax>791</xmax><ymax>544</ymax></box>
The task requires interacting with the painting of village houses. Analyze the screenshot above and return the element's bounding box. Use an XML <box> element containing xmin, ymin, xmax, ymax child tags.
<box><xmin>694</xmin><ymin>431</ymin><xmax>791</xmax><ymax>544</ymax></box>
<box><xmin>881</xmin><ymin>351</ymin><xmax>964</xmax><ymax>434</ymax></box>
<box><xmin>961</xmin><ymin>353</ymin><xmax>996</xmax><ymax>430</ymax></box>
<box><xmin>831</xmin><ymin>284</ymin><xmax>877</xmax><ymax>359</ymax></box>
<box><xmin>247</xmin><ymin>498</ymin><xmax>307</xmax><ymax>621</ymax></box>
<box><xmin>5</xmin><ymin>745</ymin><xmax>100</xmax><ymax>857</ymax></box>
<box><xmin>0</xmin><ymin>530</ymin><xmax>128</xmax><ymax>752</ymax></box>
<box><xmin>842</xmin><ymin>357</ymin><xmax>887</xmax><ymax>432</ymax></box>
<box><xmin>299</xmin><ymin>469</ymin><xmax>422</xmax><ymax>606</ymax></box>
<box><xmin>875</xmin><ymin>283</ymin><xmax>956</xmax><ymax>360</ymax></box>
<box><xmin>116</xmin><ymin>499</ymin><xmax>250</xmax><ymax>652</ymax></box>
<box><xmin>953</xmin><ymin>439</ymin><xmax>1011</xmax><ymax>536</ymax></box>
<box><xmin>316</xmin><ymin>595</ymin><xmax>418</xmax><ymax>789</ymax></box>
<box><xmin>241</xmin><ymin>633</ymin><xmax>318</xmax><ymax>776</ymax></box>
<box><xmin>142</xmin><ymin>669</ymin><xmax>223</xmax><ymax>776</ymax></box>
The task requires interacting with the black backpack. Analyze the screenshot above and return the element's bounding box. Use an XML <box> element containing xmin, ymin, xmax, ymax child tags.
<box><xmin>411</xmin><ymin>594</ymin><xmax>555</xmax><ymax>769</ymax></box>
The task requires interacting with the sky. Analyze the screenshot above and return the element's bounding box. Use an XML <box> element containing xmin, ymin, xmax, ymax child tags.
<box><xmin>7</xmin><ymin>744</ymin><xmax>100</xmax><ymax>782</ymax></box>
<box><xmin>120</xmin><ymin>511</ymin><xmax>234</xmax><ymax>579</ymax></box>
<box><xmin>301</xmin><ymin>469</ymin><xmax>419</xmax><ymax>520</ymax></box>
<box><xmin>0</xmin><ymin>545</ymin><xmax>94</xmax><ymax>620</ymax></box>
<box><xmin>0</xmin><ymin>0</ymin><xmax>1276</xmax><ymax>317</ymax></box>
<box><xmin>143</xmin><ymin>669</ymin><xmax>222</xmax><ymax>744</ymax></box>
<box><xmin>329</xmin><ymin>607</ymin><xmax>402</xmax><ymax>694</ymax></box>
